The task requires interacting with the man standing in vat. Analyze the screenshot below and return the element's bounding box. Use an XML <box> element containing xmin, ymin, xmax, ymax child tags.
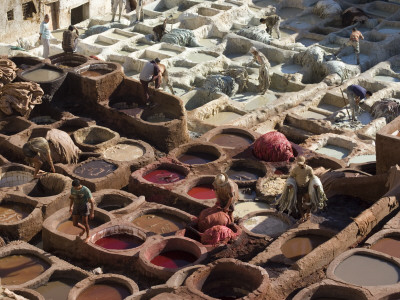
<box><xmin>213</xmin><ymin>173</ymin><xmax>239</xmax><ymax>222</ymax></box>
<box><xmin>336</xmin><ymin>27</ymin><xmax>364</xmax><ymax>65</ymax></box>
<box><xmin>69</xmin><ymin>179</ymin><xmax>95</xmax><ymax>243</ymax></box>
<box><xmin>139</xmin><ymin>58</ymin><xmax>162</xmax><ymax>106</ymax></box>
<box><xmin>346</xmin><ymin>84</ymin><xmax>372</xmax><ymax>121</ymax></box>
<box><xmin>62</xmin><ymin>25</ymin><xmax>79</xmax><ymax>53</ymax></box>
<box><xmin>136</xmin><ymin>0</ymin><xmax>144</xmax><ymax>23</ymax></box>
<box><xmin>249</xmin><ymin>47</ymin><xmax>271</xmax><ymax>95</ymax></box>
<box><xmin>260</xmin><ymin>14</ymin><xmax>281</xmax><ymax>39</ymax></box>
<box><xmin>276</xmin><ymin>156</ymin><xmax>327</xmax><ymax>222</ymax></box>
<box><xmin>39</xmin><ymin>14</ymin><xmax>52</xmax><ymax>59</ymax></box>
<box><xmin>23</xmin><ymin>137</ymin><xmax>56</xmax><ymax>178</ymax></box>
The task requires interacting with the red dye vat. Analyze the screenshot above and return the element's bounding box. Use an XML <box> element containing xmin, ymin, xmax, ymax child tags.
<box><xmin>143</xmin><ymin>169</ymin><xmax>185</xmax><ymax>184</ymax></box>
<box><xmin>187</xmin><ymin>184</ymin><xmax>216</xmax><ymax>200</ymax></box>
<box><xmin>150</xmin><ymin>250</ymin><xmax>197</xmax><ymax>269</ymax></box>
<box><xmin>95</xmin><ymin>234</ymin><xmax>143</xmax><ymax>250</ymax></box>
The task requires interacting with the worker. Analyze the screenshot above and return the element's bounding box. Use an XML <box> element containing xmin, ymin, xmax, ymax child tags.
<box><xmin>336</xmin><ymin>27</ymin><xmax>364</xmax><ymax>65</ymax></box>
<box><xmin>111</xmin><ymin>0</ymin><xmax>126</xmax><ymax>22</ymax></box>
<box><xmin>139</xmin><ymin>58</ymin><xmax>161</xmax><ymax>106</ymax></box>
<box><xmin>212</xmin><ymin>173</ymin><xmax>239</xmax><ymax>223</ymax></box>
<box><xmin>62</xmin><ymin>25</ymin><xmax>79</xmax><ymax>53</ymax></box>
<box><xmin>249</xmin><ymin>47</ymin><xmax>271</xmax><ymax>94</ymax></box>
<box><xmin>136</xmin><ymin>0</ymin><xmax>144</xmax><ymax>23</ymax></box>
<box><xmin>39</xmin><ymin>14</ymin><xmax>51</xmax><ymax>59</ymax></box>
<box><xmin>346</xmin><ymin>84</ymin><xmax>372</xmax><ymax>121</ymax></box>
<box><xmin>23</xmin><ymin>137</ymin><xmax>55</xmax><ymax>178</ymax></box>
<box><xmin>260</xmin><ymin>14</ymin><xmax>281</xmax><ymax>39</ymax></box>
<box><xmin>153</xmin><ymin>18</ymin><xmax>168</xmax><ymax>42</ymax></box>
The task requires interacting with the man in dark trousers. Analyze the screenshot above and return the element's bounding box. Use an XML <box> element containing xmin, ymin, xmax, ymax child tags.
<box><xmin>139</xmin><ymin>58</ymin><xmax>161</xmax><ymax>106</ymax></box>
<box><xmin>62</xmin><ymin>25</ymin><xmax>79</xmax><ymax>53</ymax></box>
<box><xmin>346</xmin><ymin>84</ymin><xmax>372</xmax><ymax>121</ymax></box>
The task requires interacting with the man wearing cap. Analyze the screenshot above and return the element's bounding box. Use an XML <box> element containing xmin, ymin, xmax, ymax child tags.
<box><xmin>22</xmin><ymin>137</ymin><xmax>55</xmax><ymax>178</ymax></box>
<box><xmin>139</xmin><ymin>58</ymin><xmax>161</xmax><ymax>106</ymax></box>
<box><xmin>276</xmin><ymin>156</ymin><xmax>327</xmax><ymax>221</ymax></box>
<box><xmin>346</xmin><ymin>84</ymin><xmax>372</xmax><ymax>121</ymax></box>
<box><xmin>213</xmin><ymin>173</ymin><xmax>239</xmax><ymax>222</ymax></box>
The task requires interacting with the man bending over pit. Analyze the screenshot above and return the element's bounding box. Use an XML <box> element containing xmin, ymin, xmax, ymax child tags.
<box><xmin>346</xmin><ymin>84</ymin><xmax>372</xmax><ymax>121</ymax></box>
<box><xmin>260</xmin><ymin>14</ymin><xmax>281</xmax><ymax>39</ymax></box>
<box><xmin>139</xmin><ymin>57</ymin><xmax>161</xmax><ymax>106</ymax></box>
<box><xmin>69</xmin><ymin>179</ymin><xmax>95</xmax><ymax>243</ymax></box>
<box><xmin>23</xmin><ymin>137</ymin><xmax>55</xmax><ymax>178</ymax></box>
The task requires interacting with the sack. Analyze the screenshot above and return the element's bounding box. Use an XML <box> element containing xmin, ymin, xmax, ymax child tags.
<box><xmin>253</xmin><ymin>131</ymin><xmax>294</xmax><ymax>162</ymax></box>
<box><xmin>201</xmin><ymin>225</ymin><xmax>236</xmax><ymax>246</ymax></box>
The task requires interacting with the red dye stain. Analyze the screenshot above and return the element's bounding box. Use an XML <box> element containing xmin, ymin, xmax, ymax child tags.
<box><xmin>150</xmin><ymin>250</ymin><xmax>197</xmax><ymax>269</ymax></box>
<box><xmin>95</xmin><ymin>234</ymin><xmax>143</xmax><ymax>250</ymax></box>
<box><xmin>187</xmin><ymin>184</ymin><xmax>216</xmax><ymax>200</ymax></box>
<box><xmin>143</xmin><ymin>169</ymin><xmax>185</xmax><ymax>184</ymax></box>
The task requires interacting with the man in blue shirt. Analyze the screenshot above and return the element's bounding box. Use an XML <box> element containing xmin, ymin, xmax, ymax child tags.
<box><xmin>346</xmin><ymin>84</ymin><xmax>372</xmax><ymax>121</ymax></box>
<box><xmin>39</xmin><ymin>14</ymin><xmax>51</xmax><ymax>59</ymax></box>
<box><xmin>69</xmin><ymin>179</ymin><xmax>95</xmax><ymax>242</ymax></box>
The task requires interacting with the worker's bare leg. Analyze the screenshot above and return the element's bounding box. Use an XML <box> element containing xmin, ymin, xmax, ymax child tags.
<box><xmin>72</xmin><ymin>215</ymin><xmax>86</xmax><ymax>237</ymax></box>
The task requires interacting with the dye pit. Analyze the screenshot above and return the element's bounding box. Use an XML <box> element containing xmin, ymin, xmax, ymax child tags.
<box><xmin>2</xmin><ymin>0</ymin><xmax>400</xmax><ymax>298</ymax></box>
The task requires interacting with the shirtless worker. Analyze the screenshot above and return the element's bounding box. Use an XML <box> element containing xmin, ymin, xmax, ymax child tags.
<box><xmin>22</xmin><ymin>137</ymin><xmax>55</xmax><ymax>178</ymax></box>
<box><xmin>249</xmin><ymin>47</ymin><xmax>271</xmax><ymax>94</ymax></box>
<box><xmin>153</xmin><ymin>18</ymin><xmax>168</xmax><ymax>42</ymax></box>
<box><xmin>336</xmin><ymin>27</ymin><xmax>364</xmax><ymax>65</ymax></box>
<box><xmin>260</xmin><ymin>14</ymin><xmax>281</xmax><ymax>39</ymax></box>
<box><xmin>62</xmin><ymin>25</ymin><xmax>79</xmax><ymax>53</ymax></box>
<box><xmin>346</xmin><ymin>84</ymin><xmax>372</xmax><ymax>121</ymax></box>
<box><xmin>69</xmin><ymin>179</ymin><xmax>95</xmax><ymax>243</ymax></box>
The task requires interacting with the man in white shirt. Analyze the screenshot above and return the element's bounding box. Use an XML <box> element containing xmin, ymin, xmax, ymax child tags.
<box><xmin>39</xmin><ymin>14</ymin><xmax>51</xmax><ymax>59</ymax></box>
<box><xmin>139</xmin><ymin>58</ymin><xmax>161</xmax><ymax>106</ymax></box>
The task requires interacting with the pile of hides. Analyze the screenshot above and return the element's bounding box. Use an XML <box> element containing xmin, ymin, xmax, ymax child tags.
<box><xmin>237</xmin><ymin>27</ymin><xmax>271</xmax><ymax>45</ymax></box>
<box><xmin>253</xmin><ymin>131</ymin><xmax>294</xmax><ymax>162</ymax></box>
<box><xmin>0</xmin><ymin>82</ymin><xmax>43</xmax><ymax>117</ymax></box>
<box><xmin>161</xmin><ymin>28</ymin><xmax>201</xmax><ymax>47</ymax></box>
<box><xmin>203</xmin><ymin>75</ymin><xmax>239</xmax><ymax>96</ymax></box>
<box><xmin>371</xmin><ymin>98</ymin><xmax>400</xmax><ymax>123</ymax></box>
<box><xmin>0</xmin><ymin>59</ymin><xmax>18</xmax><ymax>88</ymax></box>
<box><xmin>46</xmin><ymin>129</ymin><xmax>81</xmax><ymax>164</ymax></box>
<box><xmin>313</xmin><ymin>0</ymin><xmax>342</xmax><ymax>18</ymax></box>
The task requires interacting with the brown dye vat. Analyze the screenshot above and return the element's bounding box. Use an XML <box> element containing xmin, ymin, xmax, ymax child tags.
<box><xmin>281</xmin><ymin>235</ymin><xmax>329</xmax><ymax>261</ymax></box>
<box><xmin>0</xmin><ymin>203</ymin><xmax>31</xmax><ymax>223</ymax></box>
<box><xmin>334</xmin><ymin>254</ymin><xmax>400</xmax><ymax>286</ymax></box>
<box><xmin>76</xmin><ymin>282</ymin><xmax>131</xmax><ymax>300</ymax></box>
<box><xmin>202</xmin><ymin>280</ymin><xmax>252</xmax><ymax>299</ymax></box>
<box><xmin>178</xmin><ymin>152</ymin><xmax>218</xmax><ymax>165</ymax></box>
<box><xmin>23</xmin><ymin>69</ymin><xmax>63</xmax><ymax>82</ymax></box>
<box><xmin>80</xmin><ymin>70</ymin><xmax>110</xmax><ymax>77</ymax></box>
<box><xmin>57</xmin><ymin>218</ymin><xmax>102</xmax><ymax>235</ymax></box>
<box><xmin>226</xmin><ymin>168</ymin><xmax>260</xmax><ymax>181</ymax></box>
<box><xmin>34</xmin><ymin>278</ymin><xmax>76</xmax><ymax>300</ymax></box>
<box><xmin>74</xmin><ymin>160</ymin><xmax>117</xmax><ymax>179</ymax></box>
<box><xmin>0</xmin><ymin>254</ymin><xmax>50</xmax><ymax>285</ymax></box>
<box><xmin>371</xmin><ymin>237</ymin><xmax>400</xmax><ymax>259</ymax></box>
<box><xmin>209</xmin><ymin>133</ymin><xmax>253</xmax><ymax>148</ymax></box>
<box><xmin>132</xmin><ymin>213</ymin><xmax>186</xmax><ymax>235</ymax></box>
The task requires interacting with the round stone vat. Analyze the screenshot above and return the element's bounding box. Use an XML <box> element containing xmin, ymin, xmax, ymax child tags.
<box><xmin>90</xmin><ymin>225</ymin><xmax>146</xmax><ymax>251</ymax></box>
<box><xmin>0</xmin><ymin>117</ymin><xmax>32</xmax><ymax>136</ymax></box>
<box><xmin>239</xmin><ymin>210</ymin><xmax>293</xmax><ymax>238</ymax></box>
<box><xmin>22</xmin><ymin>173</ymin><xmax>69</xmax><ymax>198</ymax></box>
<box><xmin>102</xmin><ymin>139</ymin><xmax>146</xmax><ymax>162</ymax></box>
<box><xmin>142</xmin><ymin>163</ymin><xmax>187</xmax><ymax>185</ymax></box>
<box><xmin>0</xmin><ymin>199</ymin><xmax>34</xmax><ymax>224</ymax></box>
<box><xmin>225</xmin><ymin>159</ymin><xmax>267</xmax><ymax>186</ymax></box>
<box><xmin>306</xmin><ymin>155</ymin><xmax>343</xmax><ymax>170</ymax></box>
<box><xmin>280</xmin><ymin>230</ymin><xmax>333</xmax><ymax>261</ymax></box>
<box><xmin>73</xmin><ymin>159</ymin><xmax>118</xmax><ymax>179</ymax></box>
<box><xmin>67</xmin><ymin>274</ymin><xmax>139</xmax><ymax>300</ymax></box>
<box><xmin>186</xmin><ymin>258</ymin><xmax>271</xmax><ymax>299</ymax></box>
<box><xmin>77</xmin><ymin>62</ymin><xmax>118</xmax><ymax>78</ymax></box>
<box><xmin>130</xmin><ymin>208</ymin><xmax>190</xmax><ymax>236</ymax></box>
<box><xmin>94</xmin><ymin>190</ymin><xmax>141</xmax><ymax>213</ymax></box>
<box><xmin>0</xmin><ymin>165</ymin><xmax>34</xmax><ymax>188</ymax></box>
<box><xmin>140</xmin><ymin>109</ymin><xmax>179</xmax><ymax>124</ymax></box>
<box><xmin>367</xmin><ymin>230</ymin><xmax>400</xmax><ymax>259</ymax></box>
<box><xmin>50</xmin><ymin>53</ymin><xmax>89</xmax><ymax>70</ymax></box>
<box><xmin>327</xmin><ymin>249</ymin><xmax>400</xmax><ymax>287</ymax></box>
<box><xmin>292</xmin><ymin>281</ymin><xmax>369</xmax><ymax>300</ymax></box>
<box><xmin>203</xmin><ymin>126</ymin><xmax>257</xmax><ymax>150</ymax></box>
<box><xmin>9</xmin><ymin>288</ymin><xmax>43</xmax><ymax>300</ymax></box>
<box><xmin>33</xmin><ymin>269</ymin><xmax>87</xmax><ymax>300</ymax></box>
<box><xmin>73</xmin><ymin>125</ymin><xmax>120</xmax><ymax>152</ymax></box>
<box><xmin>379</xmin><ymin>291</ymin><xmax>400</xmax><ymax>300</ymax></box>
<box><xmin>170</xmin><ymin>142</ymin><xmax>224</xmax><ymax>167</ymax></box>
<box><xmin>139</xmin><ymin>237</ymin><xmax>207</xmax><ymax>280</ymax></box>
<box><xmin>18</xmin><ymin>64</ymin><xmax>67</xmax><ymax>100</ymax></box>
<box><xmin>185</xmin><ymin>176</ymin><xmax>217</xmax><ymax>202</ymax></box>
<box><xmin>0</xmin><ymin>252</ymin><xmax>51</xmax><ymax>286</ymax></box>
<box><xmin>10</xmin><ymin>56</ymin><xmax>42</xmax><ymax>70</ymax></box>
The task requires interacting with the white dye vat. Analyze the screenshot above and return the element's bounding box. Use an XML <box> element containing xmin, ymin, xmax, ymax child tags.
<box><xmin>244</xmin><ymin>94</ymin><xmax>277</xmax><ymax>111</ymax></box>
<box><xmin>297</xmin><ymin>38</ymin><xmax>319</xmax><ymax>47</ymax></box>
<box><xmin>231</xmin><ymin>93</ymin><xmax>256</xmax><ymax>102</ymax></box>
<box><xmin>226</xmin><ymin>53</ymin><xmax>253</xmax><ymax>63</ymax></box>
<box><xmin>357</xmin><ymin>112</ymin><xmax>373</xmax><ymax>125</ymax></box>
<box><xmin>316</xmin><ymin>144</ymin><xmax>350</xmax><ymax>159</ymax></box>
<box><xmin>280</xmin><ymin>28</ymin><xmax>296</xmax><ymax>38</ymax></box>
<box><xmin>125</xmin><ymin>70</ymin><xmax>140</xmax><ymax>78</ymax></box>
<box><xmin>340</xmin><ymin>53</ymin><xmax>369</xmax><ymax>65</ymax></box>
<box><xmin>104</xmin><ymin>32</ymin><xmax>131</xmax><ymax>40</ymax></box>
<box><xmin>317</xmin><ymin>103</ymin><xmax>341</xmax><ymax>113</ymax></box>
<box><xmin>158</xmin><ymin>48</ymin><xmax>183</xmax><ymax>56</ymax></box>
<box><xmin>278</xmin><ymin>7</ymin><xmax>304</xmax><ymax>20</ymax></box>
<box><xmin>0</xmin><ymin>171</ymin><xmax>34</xmax><ymax>188</ymax></box>
<box><xmin>94</xmin><ymin>40</ymin><xmax>116</xmax><ymax>46</ymax></box>
<box><xmin>348</xmin><ymin>155</ymin><xmax>376</xmax><ymax>164</ymax></box>
<box><xmin>374</xmin><ymin>75</ymin><xmax>400</xmax><ymax>83</ymax></box>
<box><xmin>301</xmin><ymin>110</ymin><xmax>327</xmax><ymax>120</ymax></box>
<box><xmin>378</xmin><ymin>26</ymin><xmax>400</xmax><ymax>34</ymax></box>
<box><xmin>243</xmin><ymin>215</ymin><xmax>290</xmax><ymax>237</ymax></box>
<box><xmin>169</xmin><ymin>66</ymin><xmax>191</xmax><ymax>73</ymax></box>
<box><xmin>204</xmin><ymin>112</ymin><xmax>242</xmax><ymax>125</ymax></box>
<box><xmin>278</xmin><ymin>63</ymin><xmax>302</xmax><ymax>74</ymax></box>
<box><xmin>233</xmin><ymin>202</ymin><xmax>270</xmax><ymax>218</ymax></box>
<box><xmin>187</xmin><ymin>52</ymin><xmax>217</xmax><ymax>63</ymax></box>
<box><xmin>198</xmin><ymin>38</ymin><xmax>221</xmax><ymax>48</ymax></box>
<box><xmin>103</xmin><ymin>144</ymin><xmax>145</xmax><ymax>161</ymax></box>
